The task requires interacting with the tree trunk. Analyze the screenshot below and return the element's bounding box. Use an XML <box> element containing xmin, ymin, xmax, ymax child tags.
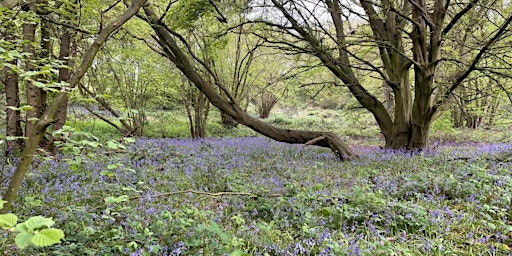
<box><xmin>221</xmin><ymin>112</ymin><xmax>238</xmax><ymax>129</ymax></box>
<box><xmin>410</xmin><ymin>69</ymin><xmax>435</xmax><ymax>149</ymax></box>
<box><xmin>143</xmin><ymin>5</ymin><xmax>354</xmax><ymax>160</ymax></box>
<box><xmin>48</xmin><ymin>27</ymin><xmax>73</xmax><ymax>152</ymax></box>
<box><xmin>5</xmin><ymin>56</ymin><xmax>23</xmax><ymax>155</ymax></box>
<box><xmin>256</xmin><ymin>91</ymin><xmax>278</xmax><ymax>119</ymax></box>
<box><xmin>386</xmin><ymin>73</ymin><xmax>413</xmax><ymax>149</ymax></box>
<box><xmin>184</xmin><ymin>80</ymin><xmax>210</xmax><ymax>138</ymax></box>
<box><xmin>23</xmin><ymin>19</ymin><xmax>40</xmax><ymax>138</ymax></box>
<box><xmin>1</xmin><ymin>0</ymin><xmax>148</xmax><ymax>213</ymax></box>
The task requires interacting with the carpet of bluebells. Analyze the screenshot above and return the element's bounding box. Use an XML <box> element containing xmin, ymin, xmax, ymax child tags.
<box><xmin>1</xmin><ymin>137</ymin><xmax>512</xmax><ymax>255</ymax></box>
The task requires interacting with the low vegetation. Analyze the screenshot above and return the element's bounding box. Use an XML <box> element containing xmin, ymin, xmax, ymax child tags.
<box><xmin>1</xmin><ymin>131</ymin><xmax>511</xmax><ymax>255</ymax></box>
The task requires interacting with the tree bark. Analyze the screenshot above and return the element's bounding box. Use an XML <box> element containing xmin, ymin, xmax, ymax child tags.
<box><xmin>1</xmin><ymin>0</ymin><xmax>148</xmax><ymax>213</ymax></box>
<box><xmin>143</xmin><ymin>5</ymin><xmax>354</xmax><ymax>160</ymax></box>
<box><xmin>48</xmin><ymin>25</ymin><xmax>73</xmax><ymax>152</ymax></box>
<box><xmin>4</xmin><ymin>53</ymin><xmax>23</xmax><ymax>155</ymax></box>
<box><xmin>23</xmin><ymin>16</ymin><xmax>40</xmax><ymax>138</ymax></box>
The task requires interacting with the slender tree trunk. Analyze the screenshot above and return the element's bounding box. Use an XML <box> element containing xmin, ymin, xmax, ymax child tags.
<box><xmin>49</xmin><ymin>27</ymin><xmax>73</xmax><ymax>152</ymax></box>
<box><xmin>5</xmin><ymin>57</ymin><xmax>23</xmax><ymax>155</ymax></box>
<box><xmin>23</xmin><ymin>19</ymin><xmax>40</xmax><ymax>138</ymax></box>
<box><xmin>184</xmin><ymin>82</ymin><xmax>210</xmax><ymax>139</ymax></box>
<box><xmin>221</xmin><ymin>112</ymin><xmax>238</xmax><ymax>129</ymax></box>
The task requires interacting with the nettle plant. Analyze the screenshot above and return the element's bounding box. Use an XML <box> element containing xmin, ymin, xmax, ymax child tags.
<box><xmin>0</xmin><ymin>200</ymin><xmax>65</xmax><ymax>249</ymax></box>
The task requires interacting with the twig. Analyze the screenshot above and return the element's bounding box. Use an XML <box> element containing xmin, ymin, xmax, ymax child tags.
<box><xmin>90</xmin><ymin>190</ymin><xmax>283</xmax><ymax>211</ymax></box>
<box><xmin>129</xmin><ymin>190</ymin><xmax>273</xmax><ymax>200</ymax></box>
<box><xmin>304</xmin><ymin>136</ymin><xmax>326</xmax><ymax>147</ymax></box>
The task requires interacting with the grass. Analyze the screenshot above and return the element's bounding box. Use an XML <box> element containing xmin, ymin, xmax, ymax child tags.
<box><xmin>65</xmin><ymin>107</ymin><xmax>512</xmax><ymax>146</ymax></box>
<box><xmin>1</xmin><ymin>136</ymin><xmax>511</xmax><ymax>255</ymax></box>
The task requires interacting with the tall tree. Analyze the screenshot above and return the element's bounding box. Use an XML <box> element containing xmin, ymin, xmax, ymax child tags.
<box><xmin>250</xmin><ymin>0</ymin><xmax>512</xmax><ymax>149</ymax></box>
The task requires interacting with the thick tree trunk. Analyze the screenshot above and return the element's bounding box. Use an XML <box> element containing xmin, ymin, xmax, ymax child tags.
<box><xmin>143</xmin><ymin>6</ymin><xmax>354</xmax><ymax>160</ymax></box>
<box><xmin>410</xmin><ymin>68</ymin><xmax>435</xmax><ymax>149</ymax></box>
<box><xmin>386</xmin><ymin>73</ymin><xmax>413</xmax><ymax>149</ymax></box>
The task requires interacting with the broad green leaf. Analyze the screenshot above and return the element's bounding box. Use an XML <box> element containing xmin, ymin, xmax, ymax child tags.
<box><xmin>0</xmin><ymin>200</ymin><xmax>5</xmax><ymax>209</ymax></box>
<box><xmin>104</xmin><ymin>195</ymin><xmax>129</xmax><ymax>204</ymax></box>
<box><xmin>0</xmin><ymin>213</ymin><xmax>18</xmax><ymax>228</ymax></box>
<box><xmin>15</xmin><ymin>232</ymin><xmax>32</xmax><ymax>249</ymax></box>
<box><xmin>31</xmin><ymin>228</ymin><xmax>64</xmax><ymax>247</ymax></box>
<box><xmin>24</xmin><ymin>197</ymin><xmax>42</xmax><ymax>207</ymax></box>
<box><xmin>24</xmin><ymin>216</ymin><xmax>55</xmax><ymax>231</ymax></box>
<box><xmin>15</xmin><ymin>223</ymin><xmax>29</xmax><ymax>232</ymax></box>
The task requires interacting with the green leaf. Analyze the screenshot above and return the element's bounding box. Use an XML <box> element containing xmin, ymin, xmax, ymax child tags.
<box><xmin>15</xmin><ymin>232</ymin><xmax>33</xmax><ymax>249</ymax></box>
<box><xmin>22</xmin><ymin>70</ymin><xmax>40</xmax><ymax>77</ymax></box>
<box><xmin>15</xmin><ymin>223</ymin><xmax>29</xmax><ymax>232</ymax></box>
<box><xmin>107</xmin><ymin>163</ymin><xmax>118</xmax><ymax>169</ymax></box>
<box><xmin>0</xmin><ymin>213</ymin><xmax>18</xmax><ymax>228</ymax></box>
<box><xmin>31</xmin><ymin>228</ymin><xmax>64</xmax><ymax>247</ymax></box>
<box><xmin>32</xmin><ymin>81</ymin><xmax>48</xmax><ymax>89</ymax></box>
<box><xmin>24</xmin><ymin>196</ymin><xmax>42</xmax><ymax>207</ymax></box>
<box><xmin>107</xmin><ymin>140</ymin><xmax>119</xmax><ymax>149</ymax></box>
<box><xmin>0</xmin><ymin>200</ymin><xmax>5</xmax><ymax>209</ymax></box>
<box><xmin>6</xmin><ymin>136</ymin><xmax>27</xmax><ymax>141</ymax></box>
<box><xmin>104</xmin><ymin>195</ymin><xmax>129</xmax><ymax>204</ymax></box>
<box><xmin>208</xmin><ymin>221</ymin><xmax>230</xmax><ymax>244</ymax></box>
<box><xmin>19</xmin><ymin>105</ymin><xmax>34</xmax><ymax>112</ymax></box>
<box><xmin>100</xmin><ymin>170</ymin><xmax>115</xmax><ymax>177</ymax></box>
<box><xmin>23</xmin><ymin>216</ymin><xmax>55</xmax><ymax>231</ymax></box>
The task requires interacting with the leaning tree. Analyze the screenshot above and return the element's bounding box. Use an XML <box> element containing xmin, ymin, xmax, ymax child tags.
<box><xmin>140</xmin><ymin>2</ymin><xmax>355</xmax><ymax>159</ymax></box>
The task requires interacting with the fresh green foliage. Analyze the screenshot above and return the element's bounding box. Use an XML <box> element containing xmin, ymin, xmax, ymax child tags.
<box><xmin>167</xmin><ymin>0</ymin><xmax>215</xmax><ymax>30</ymax></box>
<box><xmin>0</xmin><ymin>201</ymin><xmax>64</xmax><ymax>250</ymax></box>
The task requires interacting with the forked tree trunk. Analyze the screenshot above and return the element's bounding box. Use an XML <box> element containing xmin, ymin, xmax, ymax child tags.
<box><xmin>256</xmin><ymin>91</ymin><xmax>278</xmax><ymax>119</ymax></box>
<box><xmin>143</xmin><ymin>6</ymin><xmax>354</xmax><ymax>160</ymax></box>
